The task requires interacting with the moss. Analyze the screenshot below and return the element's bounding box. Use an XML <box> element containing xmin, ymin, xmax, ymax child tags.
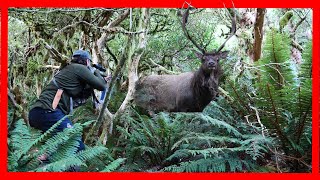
<box><xmin>279</xmin><ymin>11</ymin><xmax>294</xmax><ymax>31</ymax></box>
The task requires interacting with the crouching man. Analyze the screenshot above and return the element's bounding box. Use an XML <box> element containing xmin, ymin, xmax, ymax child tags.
<box><xmin>28</xmin><ymin>50</ymin><xmax>109</xmax><ymax>170</ymax></box>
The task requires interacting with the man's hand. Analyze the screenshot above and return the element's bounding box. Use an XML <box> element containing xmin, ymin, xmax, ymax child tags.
<box><xmin>104</xmin><ymin>74</ymin><xmax>112</xmax><ymax>82</ymax></box>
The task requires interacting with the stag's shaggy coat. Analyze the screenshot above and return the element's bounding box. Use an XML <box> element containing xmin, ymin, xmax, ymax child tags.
<box><xmin>134</xmin><ymin>54</ymin><xmax>223</xmax><ymax>112</ymax></box>
<box><xmin>134</xmin><ymin>7</ymin><xmax>235</xmax><ymax>112</ymax></box>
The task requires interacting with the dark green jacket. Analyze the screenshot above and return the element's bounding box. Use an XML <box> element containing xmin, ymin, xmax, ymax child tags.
<box><xmin>31</xmin><ymin>63</ymin><xmax>107</xmax><ymax>114</ymax></box>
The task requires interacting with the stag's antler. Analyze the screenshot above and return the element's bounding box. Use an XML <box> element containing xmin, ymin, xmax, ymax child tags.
<box><xmin>181</xmin><ymin>6</ymin><xmax>236</xmax><ymax>55</ymax></box>
<box><xmin>180</xmin><ymin>6</ymin><xmax>205</xmax><ymax>54</ymax></box>
<box><xmin>215</xmin><ymin>9</ymin><xmax>236</xmax><ymax>53</ymax></box>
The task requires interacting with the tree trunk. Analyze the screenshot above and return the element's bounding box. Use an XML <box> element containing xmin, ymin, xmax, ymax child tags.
<box><xmin>100</xmin><ymin>8</ymin><xmax>150</xmax><ymax>145</ymax></box>
<box><xmin>85</xmin><ymin>8</ymin><xmax>150</xmax><ymax>145</ymax></box>
<box><xmin>253</xmin><ymin>8</ymin><xmax>266</xmax><ymax>61</ymax></box>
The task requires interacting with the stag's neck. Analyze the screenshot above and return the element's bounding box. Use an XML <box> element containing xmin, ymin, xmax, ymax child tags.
<box><xmin>192</xmin><ymin>68</ymin><xmax>214</xmax><ymax>87</ymax></box>
<box><xmin>191</xmin><ymin>68</ymin><xmax>217</xmax><ymax>110</ymax></box>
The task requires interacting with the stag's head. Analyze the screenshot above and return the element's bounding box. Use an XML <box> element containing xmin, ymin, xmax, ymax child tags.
<box><xmin>195</xmin><ymin>51</ymin><xmax>228</xmax><ymax>73</ymax></box>
<box><xmin>181</xmin><ymin>6</ymin><xmax>236</xmax><ymax>74</ymax></box>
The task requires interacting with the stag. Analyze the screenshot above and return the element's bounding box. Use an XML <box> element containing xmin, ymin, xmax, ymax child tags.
<box><xmin>134</xmin><ymin>7</ymin><xmax>236</xmax><ymax>112</ymax></box>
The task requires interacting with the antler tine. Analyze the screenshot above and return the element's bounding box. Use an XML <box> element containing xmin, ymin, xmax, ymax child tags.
<box><xmin>216</xmin><ymin>8</ymin><xmax>236</xmax><ymax>53</ymax></box>
<box><xmin>180</xmin><ymin>6</ymin><xmax>205</xmax><ymax>54</ymax></box>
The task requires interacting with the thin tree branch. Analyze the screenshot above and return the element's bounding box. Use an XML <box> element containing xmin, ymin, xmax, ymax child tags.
<box><xmin>148</xmin><ymin>58</ymin><xmax>178</xmax><ymax>75</ymax></box>
<box><xmin>106</xmin><ymin>45</ymin><xmax>119</xmax><ymax>64</ymax></box>
<box><xmin>85</xmin><ymin>35</ymin><xmax>132</xmax><ymax>145</ymax></box>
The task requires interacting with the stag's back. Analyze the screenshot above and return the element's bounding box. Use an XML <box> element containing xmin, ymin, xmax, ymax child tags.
<box><xmin>134</xmin><ymin>72</ymin><xmax>194</xmax><ymax>112</ymax></box>
<box><xmin>134</xmin><ymin>7</ymin><xmax>236</xmax><ymax>112</ymax></box>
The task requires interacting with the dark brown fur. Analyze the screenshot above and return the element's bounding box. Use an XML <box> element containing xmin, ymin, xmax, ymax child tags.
<box><xmin>134</xmin><ymin>7</ymin><xmax>235</xmax><ymax>112</ymax></box>
<box><xmin>134</xmin><ymin>52</ymin><xmax>226</xmax><ymax>112</ymax></box>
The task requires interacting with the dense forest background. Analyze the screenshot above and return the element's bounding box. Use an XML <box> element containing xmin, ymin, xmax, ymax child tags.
<box><xmin>8</xmin><ymin>8</ymin><xmax>312</xmax><ymax>172</ymax></box>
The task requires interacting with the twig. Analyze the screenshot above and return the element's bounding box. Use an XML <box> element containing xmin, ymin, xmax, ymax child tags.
<box><xmin>291</xmin><ymin>39</ymin><xmax>304</xmax><ymax>52</ymax></box>
<box><xmin>42</xmin><ymin>40</ymin><xmax>69</xmax><ymax>65</ymax></box>
<box><xmin>266</xmin><ymin>84</ymin><xmax>291</xmax><ymax>155</ymax></box>
<box><xmin>9</xmin><ymin>8</ymin><xmax>120</xmax><ymax>13</ymax></box>
<box><xmin>291</xmin><ymin>9</ymin><xmax>311</xmax><ymax>34</ymax></box>
<box><xmin>148</xmin><ymin>58</ymin><xmax>179</xmax><ymax>75</ymax></box>
<box><xmin>218</xmin><ymin>87</ymin><xmax>234</xmax><ymax>102</ymax></box>
<box><xmin>8</xmin><ymin>88</ymin><xmax>20</xmax><ymax>110</ymax></box>
<box><xmin>41</xmin><ymin>65</ymin><xmax>60</xmax><ymax>69</ymax></box>
<box><xmin>85</xmin><ymin>35</ymin><xmax>132</xmax><ymax>145</ymax></box>
<box><xmin>106</xmin><ymin>45</ymin><xmax>119</xmax><ymax>64</ymax></box>
<box><xmin>227</xmin><ymin>80</ymin><xmax>251</xmax><ymax>113</ymax></box>
<box><xmin>249</xmin><ymin>105</ymin><xmax>265</xmax><ymax>138</ymax></box>
<box><xmin>266</xmin><ymin>145</ymin><xmax>311</xmax><ymax>170</ymax></box>
<box><xmin>274</xmin><ymin>148</ymin><xmax>282</xmax><ymax>173</ymax></box>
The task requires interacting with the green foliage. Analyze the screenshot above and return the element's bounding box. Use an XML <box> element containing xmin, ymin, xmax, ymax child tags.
<box><xmin>163</xmin><ymin>155</ymin><xmax>256</xmax><ymax>172</ymax></box>
<box><xmin>8</xmin><ymin>119</ymin><xmax>123</xmax><ymax>172</ymax></box>
<box><xmin>258</xmin><ymin>30</ymin><xmax>293</xmax><ymax>88</ymax></box>
<box><xmin>221</xmin><ymin>30</ymin><xmax>312</xmax><ymax>172</ymax></box>
<box><xmin>100</xmin><ymin>158</ymin><xmax>126</xmax><ymax>172</ymax></box>
<box><xmin>257</xmin><ymin>31</ymin><xmax>311</xmax><ymax>165</ymax></box>
<box><xmin>71</xmin><ymin>100</ymin><xmax>97</xmax><ymax>124</ymax></box>
<box><xmin>115</xmin><ymin>111</ymin><xmax>182</xmax><ymax>171</ymax></box>
<box><xmin>115</xmin><ymin>102</ymin><xmax>273</xmax><ymax>172</ymax></box>
<box><xmin>300</xmin><ymin>41</ymin><xmax>312</xmax><ymax>78</ymax></box>
<box><xmin>279</xmin><ymin>11</ymin><xmax>294</xmax><ymax>31</ymax></box>
<box><xmin>8</xmin><ymin>8</ymin><xmax>312</xmax><ymax>173</ymax></box>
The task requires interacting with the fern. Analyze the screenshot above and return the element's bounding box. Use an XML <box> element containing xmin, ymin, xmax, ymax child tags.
<box><xmin>162</xmin><ymin>155</ymin><xmax>256</xmax><ymax>172</ymax></box>
<box><xmin>19</xmin><ymin>115</ymin><xmax>70</xmax><ymax>160</ymax></box>
<box><xmin>35</xmin><ymin>156</ymin><xmax>85</xmax><ymax>172</ymax></box>
<box><xmin>116</xmin><ymin>103</ymin><xmax>273</xmax><ymax>172</ymax></box>
<box><xmin>172</xmin><ymin>135</ymin><xmax>241</xmax><ymax>151</ymax></box>
<box><xmin>8</xmin><ymin>119</ymin><xmax>113</xmax><ymax>172</ymax></box>
<box><xmin>100</xmin><ymin>158</ymin><xmax>126</xmax><ymax>172</ymax></box>
<box><xmin>197</xmin><ymin>115</ymin><xmax>242</xmax><ymax>137</ymax></box>
<box><xmin>241</xmin><ymin>134</ymin><xmax>271</xmax><ymax>160</ymax></box>
<box><xmin>300</xmin><ymin>41</ymin><xmax>312</xmax><ymax>79</ymax></box>
<box><xmin>38</xmin><ymin>123</ymin><xmax>83</xmax><ymax>158</ymax></box>
<box><xmin>255</xmin><ymin>31</ymin><xmax>311</xmax><ymax>171</ymax></box>
<box><xmin>218</xmin><ymin>30</ymin><xmax>312</xmax><ymax>172</ymax></box>
<box><xmin>9</xmin><ymin>120</ymin><xmax>38</xmax><ymax>156</ymax></box>
<box><xmin>258</xmin><ymin>29</ymin><xmax>294</xmax><ymax>89</ymax></box>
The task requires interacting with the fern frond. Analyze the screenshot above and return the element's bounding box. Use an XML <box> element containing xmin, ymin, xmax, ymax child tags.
<box><xmin>171</xmin><ymin>134</ymin><xmax>241</xmax><ymax>150</ymax></box>
<box><xmin>35</xmin><ymin>146</ymin><xmax>108</xmax><ymax>172</ymax></box>
<box><xmin>197</xmin><ymin>115</ymin><xmax>242</xmax><ymax>137</ymax></box>
<box><xmin>36</xmin><ymin>123</ymin><xmax>83</xmax><ymax>158</ymax></box>
<box><xmin>162</xmin><ymin>155</ymin><xmax>255</xmax><ymax>172</ymax></box>
<box><xmin>100</xmin><ymin>158</ymin><xmax>126</xmax><ymax>172</ymax></box>
<box><xmin>35</xmin><ymin>156</ymin><xmax>84</xmax><ymax>172</ymax></box>
<box><xmin>19</xmin><ymin>115</ymin><xmax>71</xmax><ymax>160</ymax></box>
<box><xmin>258</xmin><ymin>29</ymin><xmax>293</xmax><ymax>89</ymax></box>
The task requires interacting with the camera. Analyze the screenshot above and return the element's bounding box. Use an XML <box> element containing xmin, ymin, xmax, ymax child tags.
<box><xmin>92</xmin><ymin>64</ymin><xmax>106</xmax><ymax>72</ymax></box>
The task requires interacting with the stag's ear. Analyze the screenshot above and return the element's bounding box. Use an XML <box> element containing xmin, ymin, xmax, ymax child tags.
<box><xmin>195</xmin><ymin>52</ymin><xmax>204</xmax><ymax>60</ymax></box>
<box><xmin>218</xmin><ymin>51</ymin><xmax>229</xmax><ymax>59</ymax></box>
